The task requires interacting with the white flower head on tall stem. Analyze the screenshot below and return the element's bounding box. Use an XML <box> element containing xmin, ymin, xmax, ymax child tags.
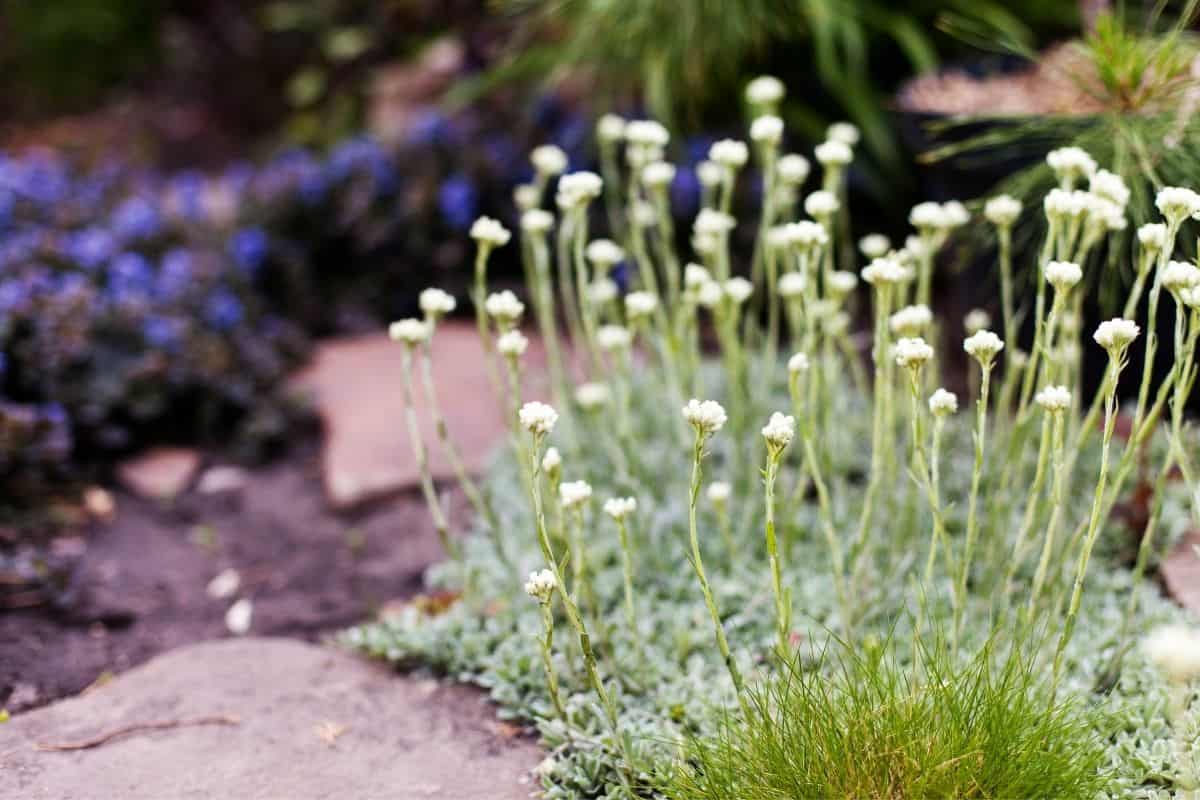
<box><xmin>804</xmin><ymin>190</ymin><xmax>839</xmax><ymax>219</ymax></box>
<box><xmin>559</xmin><ymin>480</ymin><xmax>593</xmax><ymax>509</ymax></box>
<box><xmin>1089</xmin><ymin>169</ymin><xmax>1130</xmax><ymax>208</ymax></box>
<box><xmin>859</xmin><ymin>234</ymin><xmax>890</xmax><ymax>259</ymax></box>
<box><xmin>485</xmin><ymin>290</ymin><xmax>525</xmax><ymax>327</ymax></box>
<box><xmin>389</xmin><ymin>318</ymin><xmax>429</xmax><ymax>348</ymax></box>
<box><xmin>787</xmin><ymin>352</ymin><xmax>811</xmax><ymax>376</ymax></box>
<box><xmin>710</xmin><ymin>139</ymin><xmax>749</xmax><ymax>170</ymax></box>
<box><xmin>929</xmin><ymin>388</ymin><xmax>958</xmax><ymax>417</ymax></box>
<box><xmin>964</xmin><ymin>329</ymin><xmax>1004</xmax><ymax>368</ymax></box>
<box><xmin>575</xmin><ymin>381</ymin><xmax>611</xmax><ymax>411</ymax></box>
<box><xmin>682</xmin><ymin>398</ymin><xmax>728</xmax><ymax>436</ymax></box>
<box><xmin>1155</xmin><ymin>186</ymin><xmax>1200</xmax><ymax>224</ymax></box>
<box><xmin>629</xmin><ymin>200</ymin><xmax>656</xmax><ymax>229</ymax></box>
<box><xmin>786</xmin><ymin>220</ymin><xmax>828</xmax><ymax>250</ymax></box>
<box><xmin>1162</xmin><ymin>260</ymin><xmax>1200</xmax><ymax>295</ymax></box>
<box><xmin>604</xmin><ymin>496</ymin><xmax>637</xmax><ymax>520</ymax></box>
<box><xmin>827</xmin><ymin>122</ymin><xmax>860</xmax><ymax>147</ymax></box>
<box><xmin>778</xmin><ymin>272</ymin><xmax>807</xmax><ymax>299</ymax></box>
<box><xmin>642</xmin><ymin>161</ymin><xmax>676</xmax><ymax>190</ymax></box>
<box><xmin>706</xmin><ymin>480</ymin><xmax>731</xmax><ymax>506</ymax></box>
<box><xmin>1044</xmin><ymin>188</ymin><xmax>1087</xmax><ymax>222</ymax></box>
<box><xmin>1093</xmin><ymin>318</ymin><xmax>1140</xmax><ymax>357</ymax></box>
<box><xmin>520</xmin><ymin>401</ymin><xmax>558</xmax><ymax>435</ymax></box>
<box><xmin>694</xmin><ymin>209</ymin><xmax>736</xmax><ymax>238</ymax></box>
<box><xmin>964</xmin><ymin>309</ymin><xmax>991</xmax><ymax>336</ymax></box>
<box><xmin>696</xmin><ymin>161</ymin><xmax>723</xmax><ymax>188</ymax></box>
<box><xmin>684</xmin><ymin>263</ymin><xmax>712</xmax><ymax>290</ymax></box>
<box><xmin>984</xmin><ymin>194</ymin><xmax>1022</xmax><ymax>228</ymax></box>
<box><xmin>541</xmin><ymin>446</ymin><xmax>562</xmax><ymax>477</ymax></box>
<box><xmin>814</xmin><ymin>140</ymin><xmax>852</xmax><ymax>167</ymax></box>
<box><xmin>745</xmin><ymin>75</ymin><xmax>785</xmax><ymax>107</ymax></box>
<box><xmin>1086</xmin><ymin>194</ymin><xmax>1126</xmax><ymax>232</ymax></box>
<box><xmin>419</xmin><ymin>288</ymin><xmax>456</xmax><ymax>321</ymax></box>
<box><xmin>596</xmin><ymin>114</ymin><xmax>626</xmax><ymax>144</ymax></box>
<box><xmin>725</xmin><ymin>277</ymin><xmax>753</xmax><ymax>306</ymax></box>
<box><xmin>625</xmin><ymin>290</ymin><xmax>659</xmax><ymax>320</ymax></box>
<box><xmin>827</xmin><ymin>270</ymin><xmax>858</xmax><ymax>299</ymax></box>
<box><xmin>497</xmin><ymin>329</ymin><xmax>528</xmax><ymax>360</ymax></box>
<box><xmin>521</xmin><ymin>208</ymin><xmax>554</xmax><ymax>235</ymax></box>
<box><xmin>1181</xmin><ymin>287</ymin><xmax>1200</xmax><ymax>310</ymax></box>
<box><xmin>909</xmin><ymin>201</ymin><xmax>945</xmax><ymax>231</ymax></box>
<box><xmin>556</xmin><ymin>171</ymin><xmax>604</xmax><ymax>209</ymax></box>
<box><xmin>1046</xmin><ymin>146</ymin><xmax>1097</xmax><ymax>186</ymax></box>
<box><xmin>777</xmin><ymin>154</ymin><xmax>810</xmax><ymax>185</ymax></box>
<box><xmin>514</xmin><ymin>184</ymin><xmax>539</xmax><ymax>212</ymax></box>
<box><xmin>624</xmin><ymin>120</ymin><xmax>670</xmax><ymax>149</ymax></box>
<box><xmin>1142</xmin><ymin>625</ymin><xmax>1200</xmax><ymax>685</ymax></box>
<box><xmin>1137</xmin><ymin>223</ymin><xmax>1168</xmax><ymax>254</ymax></box>
<box><xmin>1035</xmin><ymin>385</ymin><xmax>1072</xmax><ymax>414</ymax></box>
<box><xmin>585</xmin><ymin>239</ymin><xmax>624</xmax><ymax>269</ymax></box>
<box><xmin>696</xmin><ymin>280</ymin><xmax>724</xmax><ymax>309</ymax></box>
<box><xmin>890</xmin><ymin>304</ymin><xmax>932</xmax><ymax>337</ymax></box>
<box><xmin>531</xmin><ymin>145</ymin><xmax>568</xmax><ymax>177</ymax></box>
<box><xmin>761</xmin><ymin>412</ymin><xmax>796</xmax><ymax>455</ymax></box>
<box><xmin>940</xmin><ymin>201</ymin><xmax>970</xmax><ymax>229</ymax></box>
<box><xmin>894</xmin><ymin>337</ymin><xmax>935</xmax><ymax>371</ymax></box>
<box><xmin>597</xmin><ymin>324</ymin><xmax>633</xmax><ymax>352</ymax></box>
<box><xmin>1045</xmin><ymin>260</ymin><xmax>1083</xmax><ymax>292</ymax></box>
<box><xmin>470</xmin><ymin>216</ymin><xmax>512</xmax><ymax>248</ymax></box>
<box><xmin>861</xmin><ymin>256</ymin><xmax>908</xmax><ymax>287</ymax></box>
<box><xmin>750</xmin><ymin>115</ymin><xmax>784</xmax><ymax>146</ymax></box>
<box><xmin>588</xmin><ymin>277</ymin><xmax>618</xmax><ymax>307</ymax></box>
<box><xmin>524</xmin><ymin>569</ymin><xmax>557</xmax><ymax>602</ymax></box>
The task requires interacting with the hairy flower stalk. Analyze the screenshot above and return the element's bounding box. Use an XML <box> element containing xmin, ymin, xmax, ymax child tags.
<box><xmin>1027</xmin><ymin>389</ymin><xmax>1071</xmax><ymax>617</ymax></box>
<box><xmin>604</xmin><ymin>497</ymin><xmax>642</xmax><ymax>655</ymax></box>
<box><xmin>1051</xmin><ymin>319</ymin><xmax>1139</xmax><ymax>698</ymax></box>
<box><xmin>521</xmin><ymin>211</ymin><xmax>571</xmax><ymax>412</ymax></box>
<box><xmin>525</xmin><ymin>570</ymin><xmax>570</xmax><ymax>731</ymax></box>
<box><xmin>761</xmin><ymin>412</ymin><xmax>796</xmax><ymax>655</ymax></box>
<box><xmin>470</xmin><ymin>218</ymin><xmax>512</xmax><ymax>396</ymax></box>
<box><xmin>707</xmin><ymin>481</ymin><xmax>736</xmax><ymax>566</ymax></box>
<box><xmin>924</xmin><ymin>389</ymin><xmax>957</xmax><ymax>586</ymax></box>
<box><xmin>1003</xmin><ymin>396</ymin><xmax>1057</xmax><ymax>598</ymax></box>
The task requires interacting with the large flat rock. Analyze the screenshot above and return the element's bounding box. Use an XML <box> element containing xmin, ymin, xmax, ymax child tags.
<box><xmin>290</xmin><ymin>324</ymin><xmax>545</xmax><ymax>509</ymax></box>
<box><xmin>0</xmin><ymin>638</ymin><xmax>542</xmax><ymax>800</ymax></box>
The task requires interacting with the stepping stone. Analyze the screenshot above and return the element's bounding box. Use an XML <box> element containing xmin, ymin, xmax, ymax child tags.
<box><xmin>0</xmin><ymin>638</ymin><xmax>542</xmax><ymax>800</ymax></box>
<box><xmin>1163</xmin><ymin>530</ymin><xmax>1200</xmax><ymax>613</ymax></box>
<box><xmin>290</xmin><ymin>324</ymin><xmax>545</xmax><ymax>509</ymax></box>
<box><xmin>116</xmin><ymin>448</ymin><xmax>201</xmax><ymax>501</ymax></box>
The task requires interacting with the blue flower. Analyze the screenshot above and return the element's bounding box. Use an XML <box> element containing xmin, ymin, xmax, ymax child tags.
<box><xmin>229</xmin><ymin>227</ymin><xmax>269</xmax><ymax>277</ymax></box>
<box><xmin>157</xmin><ymin>249</ymin><xmax>195</xmax><ymax>300</ymax></box>
<box><xmin>108</xmin><ymin>252</ymin><xmax>154</xmax><ymax>297</ymax></box>
<box><xmin>410</xmin><ymin>110</ymin><xmax>452</xmax><ymax>147</ymax></box>
<box><xmin>204</xmin><ymin>289</ymin><xmax>244</xmax><ymax>330</ymax></box>
<box><xmin>66</xmin><ymin>227</ymin><xmax>116</xmax><ymax>271</ymax></box>
<box><xmin>111</xmin><ymin>195</ymin><xmax>162</xmax><ymax>241</ymax></box>
<box><xmin>671</xmin><ymin>167</ymin><xmax>700</xmax><ymax>218</ymax></box>
<box><xmin>438</xmin><ymin>174</ymin><xmax>478</xmax><ymax>231</ymax></box>
<box><xmin>142</xmin><ymin>315</ymin><xmax>183</xmax><ymax>351</ymax></box>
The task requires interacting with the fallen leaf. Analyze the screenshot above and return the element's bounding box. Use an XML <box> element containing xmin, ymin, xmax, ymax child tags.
<box><xmin>314</xmin><ymin>720</ymin><xmax>348</xmax><ymax>746</ymax></box>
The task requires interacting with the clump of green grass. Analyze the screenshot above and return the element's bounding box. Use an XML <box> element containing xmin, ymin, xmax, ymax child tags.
<box><xmin>664</xmin><ymin>636</ymin><xmax>1112</xmax><ymax>800</ymax></box>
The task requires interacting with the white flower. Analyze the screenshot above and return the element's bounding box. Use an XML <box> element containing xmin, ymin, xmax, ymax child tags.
<box><xmin>894</xmin><ymin>337</ymin><xmax>935</xmax><ymax>370</ymax></box>
<box><xmin>1143</xmin><ymin>625</ymin><xmax>1200</xmax><ymax>685</ymax></box>
<box><xmin>909</xmin><ymin>201</ymin><xmax>944</xmax><ymax>230</ymax></box>
<box><xmin>1156</xmin><ymin>186</ymin><xmax>1200</xmax><ymax>223</ymax></box>
<box><xmin>1093</xmin><ymin>318</ymin><xmax>1140</xmax><ymax>352</ymax></box>
<box><xmin>519</xmin><ymin>401</ymin><xmax>558</xmax><ymax>435</ymax></box>
<box><xmin>941</xmin><ymin>201</ymin><xmax>970</xmax><ymax>228</ymax></box>
<box><xmin>604</xmin><ymin>496</ymin><xmax>637</xmax><ymax>520</ymax></box>
<box><xmin>984</xmin><ymin>194</ymin><xmax>1022</xmax><ymax>227</ymax></box>
<box><xmin>684</xmin><ymin>263</ymin><xmax>712</xmax><ymax>289</ymax></box>
<box><xmin>586</xmin><ymin>239</ymin><xmax>625</xmax><ymax>267</ymax></box>
<box><xmin>597</xmin><ymin>324</ymin><xmax>633</xmax><ymax>351</ymax></box>
<box><xmin>963</xmin><ymin>329</ymin><xmax>1004</xmax><ymax>366</ymax></box>
<box><xmin>1046</xmin><ymin>146</ymin><xmax>1097</xmax><ymax>184</ymax></box>
<box><xmin>682</xmin><ymin>398</ymin><xmax>728</xmax><ymax>434</ymax></box>
<box><xmin>624</xmin><ymin>120</ymin><xmax>670</xmax><ymax>148</ymax></box>
<box><xmin>524</xmin><ymin>569</ymin><xmax>557</xmax><ymax>601</ymax></box>
<box><xmin>206</xmin><ymin>567</ymin><xmax>241</xmax><ymax>600</ymax></box>
<box><xmin>706</xmin><ymin>481</ymin><xmax>731</xmax><ymax>504</ymax></box>
<box><xmin>1163</xmin><ymin>260</ymin><xmax>1200</xmax><ymax>293</ymax></box>
<box><xmin>804</xmin><ymin>190</ymin><xmax>839</xmax><ymax>217</ymax></box>
<box><xmin>1089</xmin><ymin>169</ymin><xmax>1130</xmax><ymax>207</ymax></box>
<box><xmin>750</xmin><ymin>115</ymin><xmax>784</xmax><ymax>145</ymax></box>
<box><xmin>928</xmin><ymin>388</ymin><xmax>958</xmax><ymax>417</ymax></box>
<box><xmin>814</xmin><ymin>140</ymin><xmax>852</xmax><ymax>167</ymax></box>
<box><xmin>694</xmin><ymin>209</ymin><xmax>736</xmax><ymax>237</ymax></box>
<box><xmin>964</xmin><ymin>308</ymin><xmax>992</xmax><ymax>335</ymax></box>
<box><xmin>827</xmin><ymin>270</ymin><xmax>858</xmax><ymax>297</ymax></box>
<box><xmin>1044</xmin><ymin>188</ymin><xmax>1088</xmax><ymax>220</ymax></box>
<box><xmin>696</xmin><ymin>281</ymin><xmax>725</xmax><ymax>309</ymax></box>
<box><xmin>497</xmin><ymin>329</ymin><xmax>529</xmax><ymax>358</ymax></box>
<box><xmin>419</xmin><ymin>288</ymin><xmax>456</xmax><ymax>318</ymax></box>
<box><xmin>625</xmin><ymin>290</ymin><xmax>659</xmax><ymax>319</ymax></box>
<box><xmin>826</xmin><ymin>122</ymin><xmax>860</xmax><ymax>147</ymax></box>
<box><xmin>1182</xmin><ymin>287</ymin><xmax>1200</xmax><ymax>310</ymax></box>
<box><xmin>629</xmin><ymin>199</ymin><xmax>656</xmax><ymax>228</ymax></box>
<box><xmin>696</xmin><ymin>160</ymin><xmax>723</xmax><ymax>188</ymax></box>
<box><xmin>1045</xmin><ymin>260</ymin><xmax>1083</xmax><ymax>291</ymax></box>
<box><xmin>225</xmin><ymin>597</ymin><xmax>253</xmax><ymax>636</ymax></box>
<box><xmin>513</xmin><ymin>183</ymin><xmax>539</xmax><ymax>212</ymax></box>
<box><xmin>389</xmin><ymin>318</ymin><xmax>429</xmax><ymax>346</ymax></box>
<box><xmin>745</xmin><ymin>75</ymin><xmax>785</xmax><ymax>106</ymax></box>
<box><xmin>642</xmin><ymin>161</ymin><xmax>677</xmax><ymax>188</ymax></box>
<box><xmin>1086</xmin><ymin>194</ymin><xmax>1126</xmax><ymax>231</ymax></box>
<box><xmin>761</xmin><ymin>412</ymin><xmax>796</xmax><ymax>451</ymax></box>
<box><xmin>724</xmin><ymin>277</ymin><xmax>753</xmax><ymax>305</ymax></box>
<box><xmin>767</xmin><ymin>225</ymin><xmax>793</xmax><ymax>250</ymax></box>
<box><xmin>778</xmin><ymin>272</ymin><xmax>807</xmax><ymax>298</ymax></box>
<box><xmin>786</xmin><ymin>220</ymin><xmax>829</xmax><ymax>249</ymax></box>
<box><xmin>521</xmin><ymin>209</ymin><xmax>554</xmax><ymax>234</ymax></box>
<box><xmin>470</xmin><ymin>216</ymin><xmax>512</xmax><ymax>247</ymax></box>
<box><xmin>859</xmin><ymin>234</ymin><xmax>891</xmax><ymax>259</ymax></box>
<box><xmin>710</xmin><ymin>139</ymin><xmax>749</xmax><ymax>169</ymax></box>
<box><xmin>485</xmin><ymin>290</ymin><xmax>525</xmax><ymax>324</ymax></box>
<box><xmin>575</xmin><ymin>382</ymin><xmax>611</xmax><ymax>410</ymax></box>
<box><xmin>788</xmin><ymin>352</ymin><xmax>810</xmax><ymax>374</ymax></box>
<box><xmin>541</xmin><ymin>446</ymin><xmax>562</xmax><ymax>474</ymax></box>
<box><xmin>559</xmin><ymin>480</ymin><xmax>593</xmax><ymax>509</ymax></box>
<box><xmin>1035</xmin><ymin>385</ymin><xmax>1072</xmax><ymax>413</ymax></box>
<box><xmin>557</xmin><ymin>171</ymin><xmax>604</xmax><ymax>207</ymax></box>
<box><xmin>861</xmin><ymin>256</ymin><xmax>908</xmax><ymax>286</ymax></box>
<box><xmin>777</xmin><ymin>154</ymin><xmax>810</xmax><ymax>185</ymax></box>
<box><xmin>890</xmin><ymin>304</ymin><xmax>933</xmax><ymax>336</ymax></box>
<box><xmin>597</xmin><ymin>114</ymin><xmax>627</xmax><ymax>143</ymax></box>
<box><xmin>531</xmin><ymin>144</ymin><xmax>568</xmax><ymax>176</ymax></box>
<box><xmin>1137</xmin><ymin>223</ymin><xmax>1168</xmax><ymax>252</ymax></box>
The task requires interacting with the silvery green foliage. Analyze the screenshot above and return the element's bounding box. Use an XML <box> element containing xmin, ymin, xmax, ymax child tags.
<box><xmin>347</xmin><ymin>367</ymin><xmax>1199</xmax><ymax>797</ymax></box>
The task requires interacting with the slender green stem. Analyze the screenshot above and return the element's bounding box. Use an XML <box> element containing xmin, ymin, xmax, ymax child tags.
<box><xmin>400</xmin><ymin>347</ymin><xmax>460</xmax><ymax>560</ymax></box>
<box><xmin>955</xmin><ymin>363</ymin><xmax>993</xmax><ymax>649</ymax></box>
<box><xmin>763</xmin><ymin>451</ymin><xmax>790</xmax><ymax>655</ymax></box>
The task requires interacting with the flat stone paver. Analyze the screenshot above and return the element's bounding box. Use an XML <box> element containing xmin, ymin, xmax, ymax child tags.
<box><xmin>1163</xmin><ymin>530</ymin><xmax>1200</xmax><ymax>614</ymax></box>
<box><xmin>0</xmin><ymin>638</ymin><xmax>541</xmax><ymax>800</ymax></box>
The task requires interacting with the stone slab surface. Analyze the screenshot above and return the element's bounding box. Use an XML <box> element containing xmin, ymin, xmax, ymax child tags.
<box><xmin>289</xmin><ymin>323</ymin><xmax>544</xmax><ymax>509</ymax></box>
<box><xmin>116</xmin><ymin>448</ymin><xmax>201</xmax><ymax>501</ymax></box>
<box><xmin>0</xmin><ymin>637</ymin><xmax>541</xmax><ymax>800</ymax></box>
<box><xmin>1163</xmin><ymin>530</ymin><xmax>1200</xmax><ymax>613</ymax></box>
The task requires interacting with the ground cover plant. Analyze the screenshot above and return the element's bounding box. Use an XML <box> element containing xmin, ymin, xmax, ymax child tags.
<box><xmin>357</xmin><ymin>80</ymin><xmax>1200</xmax><ymax>798</ymax></box>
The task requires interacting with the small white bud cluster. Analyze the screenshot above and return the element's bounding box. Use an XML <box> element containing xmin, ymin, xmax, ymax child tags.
<box><xmin>827</xmin><ymin>270</ymin><xmax>858</xmax><ymax>298</ymax></box>
<box><xmin>750</xmin><ymin>115</ymin><xmax>784</xmax><ymax>146</ymax></box>
<box><xmin>776</xmin><ymin>154</ymin><xmax>810</xmax><ymax>185</ymax></box>
<box><xmin>588</xmin><ymin>278</ymin><xmax>618</xmax><ymax>306</ymax></box>
<box><xmin>894</xmin><ymin>337</ymin><xmax>935</xmax><ymax>370</ymax></box>
<box><xmin>1035</xmin><ymin>385</ymin><xmax>1072</xmax><ymax>413</ymax></box>
<box><xmin>710</xmin><ymin>139</ymin><xmax>750</xmax><ymax>170</ymax></box>
<box><xmin>541</xmin><ymin>446</ymin><xmax>562</xmax><ymax>476</ymax></box>
<box><xmin>778</xmin><ymin>271</ymin><xmax>807</xmax><ymax>299</ymax></box>
<box><xmin>984</xmin><ymin>194</ymin><xmax>1022</xmax><ymax>227</ymax></box>
<box><xmin>827</xmin><ymin>122</ymin><xmax>860</xmax><ymax>147</ymax></box>
<box><xmin>559</xmin><ymin>480</ymin><xmax>593</xmax><ymax>509</ymax></box>
<box><xmin>485</xmin><ymin>290</ymin><xmax>525</xmax><ymax>327</ymax></box>
<box><xmin>682</xmin><ymin>398</ymin><xmax>728</xmax><ymax>435</ymax></box>
<box><xmin>787</xmin><ymin>352</ymin><xmax>810</xmax><ymax>374</ymax></box>
<box><xmin>1093</xmin><ymin>318</ymin><xmax>1140</xmax><ymax>354</ymax></box>
<box><xmin>625</xmin><ymin>291</ymin><xmax>659</xmax><ymax>320</ymax></box>
<box><xmin>1137</xmin><ymin>223</ymin><xmax>1168</xmax><ymax>254</ymax></box>
<box><xmin>1045</xmin><ymin>260</ymin><xmax>1083</xmax><ymax>292</ymax></box>
<box><xmin>963</xmin><ymin>330</ymin><xmax>1004</xmax><ymax>367</ymax></box>
<box><xmin>603</xmin><ymin>496</ymin><xmax>637</xmax><ymax>520</ymax></box>
<box><xmin>389</xmin><ymin>318</ymin><xmax>429</xmax><ymax>346</ymax></box>
<box><xmin>928</xmin><ymin>388</ymin><xmax>958</xmax><ymax>417</ymax></box>
<box><xmin>745</xmin><ymin>75</ymin><xmax>785</xmax><ymax>107</ymax></box>
<box><xmin>707</xmin><ymin>480</ymin><xmax>731</xmax><ymax>505</ymax></box>
<box><xmin>964</xmin><ymin>309</ymin><xmax>992</xmax><ymax>335</ymax></box>
<box><xmin>696</xmin><ymin>161</ymin><xmax>723</xmax><ymax>188</ymax></box>
<box><xmin>521</xmin><ymin>209</ymin><xmax>554</xmax><ymax>235</ymax></box>
<box><xmin>1156</xmin><ymin>187</ymin><xmax>1200</xmax><ymax>224</ymax></box>
<box><xmin>419</xmin><ymin>288</ymin><xmax>456</xmax><ymax>319</ymax></box>
<box><xmin>524</xmin><ymin>569</ymin><xmax>557</xmax><ymax>602</ymax></box>
<box><xmin>519</xmin><ymin>401</ymin><xmax>558</xmax><ymax>435</ymax></box>
<box><xmin>684</xmin><ymin>264</ymin><xmax>711</xmax><ymax>290</ymax></box>
<box><xmin>575</xmin><ymin>382</ymin><xmax>611</xmax><ymax>410</ymax></box>
<box><xmin>861</xmin><ymin>256</ymin><xmax>909</xmax><ymax>287</ymax></box>
<box><xmin>761</xmin><ymin>412</ymin><xmax>796</xmax><ymax>453</ymax></box>
<box><xmin>804</xmin><ymin>190</ymin><xmax>839</xmax><ymax>218</ymax></box>
<box><xmin>596</xmin><ymin>114</ymin><xmax>626</xmax><ymax>143</ymax></box>
<box><xmin>1162</xmin><ymin>260</ymin><xmax>1200</xmax><ymax>294</ymax></box>
<box><xmin>1046</xmin><ymin>146</ymin><xmax>1097</xmax><ymax>186</ymax></box>
<box><xmin>470</xmin><ymin>216</ymin><xmax>512</xmax><ymax>247</ymax></box>
<box><xmin>1089</xmin><ymin>169</ymin><xmax>1130</xmax><ymax>208</ymax></box>
<box><xmin>531</xmin><ymin>145</ymin><xmax>568</xmax><ymax>177</ymax></box>
<box><xmin>909</xmin><ymin>201</ymin><xmax>969</xmax><ymax>232</ymax></box>
<box><xmin>597</xmin><ymin>324</ymin><xmax>633</xmax><ymax>352</ymax></box>
<box><xmin>1044</xmin><ymin>188</ymin><xmax>1089</xmax><ymax>220</ymax></box>
<box><xmin>556</xmin><ymin>171</ymin><xmax>604</xmax><ymax>209</ymax></box>
<box><xmin>585</xmin><ymin>239</ymin><xmax>625</xmax><ymax>267</ymax></box>
<box><xmin>497</xmin><ymin>329</ymin><xmax>528</xmax><ymax>359</ymax></box>
<box><xmin>814</xmin><ymin>139</ymin><xmax>852</xmax><ymax>167</ymax></box>
<box><xmin>725</xmin><ymin>277</ymin><xmax>753</xmax><ymax>306</ymax></box>
<box><xmin>1142</xmin><ymin>624</ymin><xmax>1200</xmax><ymax>685</ymax></box>
<box><xmin>859</xmin><ymin>234</ymin><xmax>891</xmax><ymax>260</ymax></box>
<box><xmin>889</xmin><ymin>304</ymin><xmax>932</xmax><ymax>337</ymax></box>
<box><xmin>642</xmin><ymin>161</ymin><xmax>676</xmax><ymax>189</ymax></box>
